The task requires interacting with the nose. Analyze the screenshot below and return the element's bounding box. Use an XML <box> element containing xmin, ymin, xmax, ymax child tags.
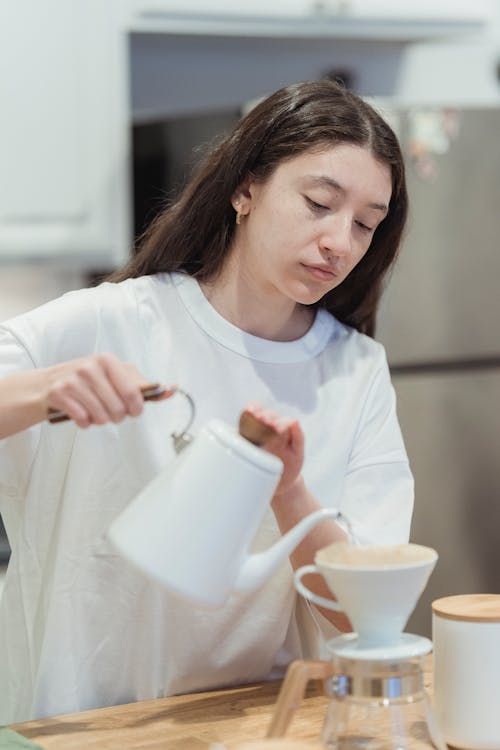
<box><xmin>319</xmin><ymin>212</ymin><xmax>353</xmax><ymax>260</ymax></box>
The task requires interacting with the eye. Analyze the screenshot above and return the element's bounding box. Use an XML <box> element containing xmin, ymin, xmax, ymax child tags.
<box><xmin>305</xmin><ymin>196</ymin><xmax>329</xmax><ymax>213</ymax></box>
<box><xmin>355</xmin><ymin>220</ymin><xmax>374</xmax><ymax>234</ymax></box>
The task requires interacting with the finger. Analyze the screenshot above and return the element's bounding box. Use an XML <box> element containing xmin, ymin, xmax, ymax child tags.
<box><xmin>244</xmin><ymin>403</ymin><xmax>280</xmax><ymax>429</ymax></box>
<box><xmin>76</xmin><ymin>366</ymin><xmax>129</xmax><ymax>423</ymax></box>
<box><xmin>101</xmin><ymin>359</ymin><xmax>177</xmax><ymax>416</ymax></box>
<box><xmin>261</xmin><ymin>432</ymin><xmax>288</xmax><ymax>453</ymax></box>
<box><xmin>287</xmin><ymin>419</ymin><xmax>305</xmax><ymax>453</ymax></box>
<box><xmin>245</xmin><ymin>401</ymin><xmax>263</xmax><ymax>413</ymax></box>
<box><xmin>53</xmin><ymin>375</ymin><xmax>117</xmax><ymax>425</ymax></box>
<box><xmin>241</xmin><ymin>404</ymin><xmax>298</xmax><ymax>449</ymax></box>
<box><xmin>49</xmin><ymin>395</ymin><xmax>92</xmax><ymax>429</ymax></box>
<box><xmin>53</xmin><ymin>356</ymin><xmax>128</xmax><ymax>423</ymax></box>
<box><xmin>258</xmin><ymin>411</ymin><xmax>295</xmax><ymax>437</ymax></box>
<box><xmin>47</xmin><ymin>380</ymin><xmax>176</xmax><ymax>424</ymax></box>
<box><xmin>99</xmin><ymin>357</ymin><xmax>148</xmax><ymax>418</ymax></box>
<box><xmin>262</xmin><ymin>419</ymin><xmax>303</xmax><ymax>455</ymax></box>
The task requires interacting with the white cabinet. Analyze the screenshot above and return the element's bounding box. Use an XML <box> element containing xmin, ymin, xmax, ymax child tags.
<box><xmin>0</xmin><ymin>0</ymin><xmax>130</xmax><ymax>267</ymax></box>
<box><xmin>350</xmin><ymin>0</ymin><xmax>490</xmax><ymax>22</ymax></box>
<box><xmin>125</xmin><ymin>0</ymin><xmax>490</xmax><ymax>38</ymax></box>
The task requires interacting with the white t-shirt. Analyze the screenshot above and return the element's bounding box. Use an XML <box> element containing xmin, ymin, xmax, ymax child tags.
<box><xmin>0</xmin><ymin>272</ymin><xmax>413</xmax><ymax>723</ymax></box>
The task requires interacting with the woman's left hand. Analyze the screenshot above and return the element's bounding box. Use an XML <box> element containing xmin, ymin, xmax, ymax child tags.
<box><xmin>243</xmin><ymin>402</ymin><xmax>304</xmax><ymax>497</ymax></box>
<box><xmin>242</xmin><ymin>404</ymin><xmax>350</xmax><ymax>632</ymax></box>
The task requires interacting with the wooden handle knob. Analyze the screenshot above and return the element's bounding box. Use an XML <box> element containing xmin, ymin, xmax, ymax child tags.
<box><xmin>238</xmin><ymin>410</ymin><xmax>278</xmax><ymax>446</ymax></box>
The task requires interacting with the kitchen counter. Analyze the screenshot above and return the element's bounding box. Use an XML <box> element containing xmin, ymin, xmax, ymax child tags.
<box><xmin>11</xmin><ymin>656</ymin><xmax>433</xmax><ymax>749</ymax></box>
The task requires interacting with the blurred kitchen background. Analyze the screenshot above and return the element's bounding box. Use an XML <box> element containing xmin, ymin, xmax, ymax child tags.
<box><xmin>1</xmin><ymin>1</ymin><xmax>500</xmax><ymax>629</ymax></box>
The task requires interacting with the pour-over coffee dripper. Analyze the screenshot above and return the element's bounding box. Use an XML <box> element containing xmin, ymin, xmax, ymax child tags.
<box><xmin>295</xmin><ymin>542</ymin><xmax>438</xmax><ymax>652</ymax></box>
<box><xmin>268</xmin><ymin>542</ymin><xmax>447</xmax><ymax>750</ymax></box>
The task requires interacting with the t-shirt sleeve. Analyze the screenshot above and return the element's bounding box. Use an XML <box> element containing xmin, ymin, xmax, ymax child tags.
<box><xmin>0</xmin><ymin>328</ymin><xmax>41</xmax><ymax>501</ymax></box>
<box><xmin>0</xmin><ymin>287</ymin><xmax>103</xmax><ymax>501</ymax></box>
<box><xmin>341</xmin><ymin>346</ymin><xmax>414</xmax><ymax>545</ymax></box>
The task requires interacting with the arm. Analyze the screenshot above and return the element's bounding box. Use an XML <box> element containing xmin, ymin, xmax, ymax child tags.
<box><xmin>0</xmin><ymin>353</ymin><xmax>174</xmax><ymax>439</ymax></box>
<box><xmin>244</xmin><ymin>403</ymin><xmax>352</xmax><ymax>632</ymax></box>
<box><xmin>244</xmin><ymin>344</ymin><xmax>414</xmax><ymax>630</ymax></box>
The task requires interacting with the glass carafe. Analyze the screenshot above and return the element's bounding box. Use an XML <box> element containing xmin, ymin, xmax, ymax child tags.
<box><xmin>267</xmin><ymin>637</ymin><xmax>446</xmax><ymax>750</ymax></box>
<box><xmin>322</xmin><ymin>652</ymin><xmax>443</xmax><ymax>750</ymax></box>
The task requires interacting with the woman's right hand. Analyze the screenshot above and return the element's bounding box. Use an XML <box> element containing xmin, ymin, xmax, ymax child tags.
<box><xmin>43</xmin><ymin>353</ymin><xmax>174</xmax><ymax>429</ymax></box>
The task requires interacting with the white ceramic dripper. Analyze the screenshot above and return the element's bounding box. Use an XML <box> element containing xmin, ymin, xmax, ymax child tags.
<box><xmin>295</xmin><ymin>542</ymin><xmax>438</xmax><ymax>648</ymax></box>
<box><xmin>108</xmin><ymin>418</ymin><xmax>342</xmax><ymax>608</ymax></box>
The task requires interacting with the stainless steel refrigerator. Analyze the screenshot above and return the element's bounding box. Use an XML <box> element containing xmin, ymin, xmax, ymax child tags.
<box><xmin>375</xmin><ymin>104</ymin><xmax>500</xmax><ymax>636</ymax></box>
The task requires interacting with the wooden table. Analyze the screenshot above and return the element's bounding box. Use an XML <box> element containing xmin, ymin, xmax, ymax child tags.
<box><xmin>11</xmin><ymin>657</ymin><xmax>434</xmax><ymax>750</ymax></box>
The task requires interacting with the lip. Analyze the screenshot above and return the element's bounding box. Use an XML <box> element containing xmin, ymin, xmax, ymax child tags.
<box><xmin>300</xmin><ymin>263</ymin><xmax>338</xmax><ymax>281</ymax></box>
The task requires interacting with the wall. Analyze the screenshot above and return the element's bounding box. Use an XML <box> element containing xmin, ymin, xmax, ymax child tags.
<box><xmin>0</xmin><ymin>267</ymin><xmax>87</xmax><ymax>323</ymax></box>
<box><xmin>392</xmin><ymin>5</ymin><xmax>500</xmax><ymax>104</ymax></box>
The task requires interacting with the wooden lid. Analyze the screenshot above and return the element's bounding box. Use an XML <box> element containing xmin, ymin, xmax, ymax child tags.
<box><xmin>432</xmin><ymin>594</ymin><xmax>500</xmax><ymax>622</ymax></box>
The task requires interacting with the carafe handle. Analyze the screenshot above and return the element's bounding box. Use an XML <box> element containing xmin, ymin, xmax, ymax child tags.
<box><xmin>266</xmin><ymin>659</ymin><xmax>334</xmax><ymax>738</ymax></box>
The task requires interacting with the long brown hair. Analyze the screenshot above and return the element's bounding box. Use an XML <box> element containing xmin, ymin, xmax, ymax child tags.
<box><xmin>111</xmin><ymin>80</ymin><xmax>407</xmax><ymax>337</ymax></box>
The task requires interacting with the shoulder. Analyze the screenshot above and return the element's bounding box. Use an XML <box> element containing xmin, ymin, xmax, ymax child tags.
<box><xmin>0</xmin><ymin>274</ymin><xmax>168</xmax><ymax>365</ymax></box>
<box><xmin>321</xmin><ymin>311</ymin><xmax>388</xmax><ymax>370</ymax></box>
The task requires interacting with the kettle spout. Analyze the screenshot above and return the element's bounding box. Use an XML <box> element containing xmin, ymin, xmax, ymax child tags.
<box><xmin>233</xmin><ymin>508</ymin><xmax>345</xmax><ymax>593</ymax></box>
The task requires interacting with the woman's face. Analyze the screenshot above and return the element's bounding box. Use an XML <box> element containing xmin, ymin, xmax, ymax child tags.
<box><xmin>235</xmin><ymin>143</ymin><xmax>392</xmax><ymax>306</ymax></box>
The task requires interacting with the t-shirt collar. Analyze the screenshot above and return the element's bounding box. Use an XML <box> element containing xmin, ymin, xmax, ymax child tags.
<box><xmin>171</xmin><ymin>272</ymin><xmax>337</xmax><ymax>364</ymax></box>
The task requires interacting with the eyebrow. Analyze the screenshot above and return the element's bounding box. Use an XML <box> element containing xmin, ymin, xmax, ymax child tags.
<box><xmin>305</xmin><ymin>175</ymin><xmax>389</xmax><ymax>214</ymax></box>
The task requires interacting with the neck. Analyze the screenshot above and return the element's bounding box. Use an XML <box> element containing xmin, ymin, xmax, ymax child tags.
<box><xmin>200</xmin><ymin>256</ymin><xmax>314</xmax><ymax>342</ymax></box>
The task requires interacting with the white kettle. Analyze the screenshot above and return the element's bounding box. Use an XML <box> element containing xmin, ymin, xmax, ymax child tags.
<box><xmin>108</xmin><ymin>412</ymin><xmax>341</xmax><ymax>608</ymax></box>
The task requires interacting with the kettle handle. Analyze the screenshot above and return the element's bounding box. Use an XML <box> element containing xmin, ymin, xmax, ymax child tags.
<box><xmin>266</xmin><ymin>659</ymin><xmax>334</xmax><ymax>737</ymax></box>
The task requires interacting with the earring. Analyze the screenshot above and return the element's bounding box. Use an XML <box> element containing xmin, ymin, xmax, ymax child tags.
<box><xmin>234</xmin><ymin>200</ymin><xmax>242</xmax><ymax>225</ymax></box>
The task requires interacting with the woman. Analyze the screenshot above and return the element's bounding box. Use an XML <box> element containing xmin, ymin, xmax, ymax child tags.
<box><xmin>0</xmin><ymin>80</ymin><xmax>413</xmax><ymax>723</ymax></box>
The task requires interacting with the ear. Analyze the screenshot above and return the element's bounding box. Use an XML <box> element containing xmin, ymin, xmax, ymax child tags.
<box><xmin>231</xmin><ymin>176</ymin><xmax>253</xmax><ymax>215</ymax></box>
